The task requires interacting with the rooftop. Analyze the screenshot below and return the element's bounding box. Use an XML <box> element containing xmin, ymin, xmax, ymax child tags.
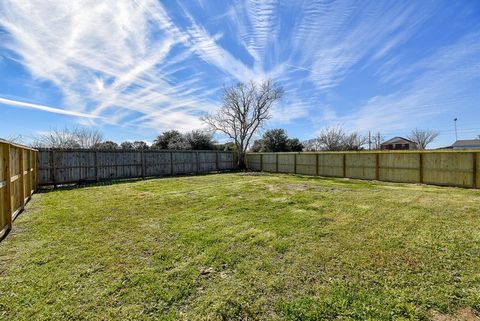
<box><xmin>452</xmin><ymin>139</ymin><xmax>480</xmax><ymax>147</ymax></box>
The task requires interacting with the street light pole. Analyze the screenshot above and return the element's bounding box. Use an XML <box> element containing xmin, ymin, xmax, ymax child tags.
<box><xmin>454</xmin><ymin>118</ymin><xmax>458</xmax><ymax>141</ymax></box>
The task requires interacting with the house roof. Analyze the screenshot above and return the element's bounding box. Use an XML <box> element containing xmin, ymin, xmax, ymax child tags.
<box><xmin>381</xmin><ymin>136</ymin><xmax>416</xmax><ymax>145</ymax></box>
<box><xmin>452</xmin><ymin>139</ymin><xmax>480</xmax><ymax>147</ymax></box>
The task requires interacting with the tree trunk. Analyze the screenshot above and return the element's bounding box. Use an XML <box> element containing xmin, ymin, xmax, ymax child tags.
<box><xmin>237</xmin><ymin>152</ymin><xmax>247</xmax><ymax>170</ymax></box>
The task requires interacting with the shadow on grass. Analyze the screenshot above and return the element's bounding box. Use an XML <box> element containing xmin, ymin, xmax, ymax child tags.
<box><xmin>36</xmin><ymin>170</ymin><xmax>241</xmax><ymax>193</ymax></box>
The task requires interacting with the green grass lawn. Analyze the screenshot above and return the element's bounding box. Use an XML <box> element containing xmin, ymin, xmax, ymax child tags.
<box><xmin>1</xmin><ymin>173</ymin><xmax>480</xmax><ymax>320</ymax></box>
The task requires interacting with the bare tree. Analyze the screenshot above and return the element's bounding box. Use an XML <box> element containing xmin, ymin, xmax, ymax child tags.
<box><xmin>302</xmin><ymin>138</ymin><xmax>322</xmax><ymax>151</ymax></box>
<box><xmin>371</xmin><ymin>132</ymin><xmax>385</xmax><ymax>150</ymax></box>
<box><xmin>343</xmin><ymin>132</ymin><xmax>368</xmax><ymax>150</ymax></box>
<box><xmin>203</xmin><ymin>80</ymin><xmax>284</xmax><ymax>169</ymax></box>
<box><xmin>315</xmin><ymin>126</ymin><xmax>367</xmax><ymax>151</ymax></box>
<box><xmin>32</xmin><ymin>128</ymin><xmax>79</xmax><ymax>148</ymax></box>
<box><xmin>32</xmin><ymin>126</ymin><xmax>103</xmax><ymax>149</ymax></box>
<box><xmin>6</xmin><ymin>134</ymin><xmax>24</xmax><ymax>144</ymax></box>
<box><xmin>316</xmin><ymin>127</ymin><xmax>346</xmax><ymax>151</ymax></box>
<box><xmin>74</xmin><ymin>127</ymin><xmax>103</xmax><ymax>149</ymax></box>
<box><xmin>408</xmin><ymin>128</ymin><xmax>439</xmax><ymax>149</ymax></box>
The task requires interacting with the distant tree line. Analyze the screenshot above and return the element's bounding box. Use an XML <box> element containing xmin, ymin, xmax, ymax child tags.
<box><xmin>152</xmin><ymin>130</ymin><xmax>217</xmax><ymax>150</ymax></box>
<box><xmin>31</xmin><ymin>127</ymin><xmax>230</xmax><ymax>151</ymax></box>
<box><xmin>302</xmin><ymin>127</ymin><xmax>441</xmax><ymax>151</ymax></box>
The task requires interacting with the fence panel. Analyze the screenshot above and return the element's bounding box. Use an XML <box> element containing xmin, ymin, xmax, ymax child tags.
<box><xmin>0</xmin><ymin>140</ymin><xmax>37</xmax><ymax>240</ymax></box>
<box><xmin>318</xmin><ymin>154</ymin><xmax>344</xmax><ymax>177</ymax></box>
<box><xmin>246</xmin><ymin>151</ymin><xmax>480</xmax><ymax>189</ymax></box>
<box><xmin>423</xmin><ymin>152</ymin><xmax>474</xmax><ymax>187</ymax></box>
<box><xmin>296</xmin><ymin>154</ymin><xmax>317</xmax><ymax>176</ymax></box>
<box><xmin>37</xmin><ymin>149</ymin><xmax>236</xmax><ymax>186</ymax></box>
<box><xmin>145</xmin><ymin>151</ymin><xmax>172</xmax><ymax>176</ymax></box>
<box><xmin>379</xmin><ymin>153</ymin><xmax>420</xmax><ymax>183</ymax></box>
<box><xmin>218</xmin><ymin>152</ymin><xmax>236</xmax><ymax>170</ymax></box>
<box><xmin>345</xmin><ymin>153</ymin><xmax>376</xmax><ymax>180</ymax></box>
<box><xmin>262</xmin><ymin>154</ymin><xmax>277</xmax><ymax>172</ymax></box>
<box><xmin>247</xmin><ymin>154</ymin><xmax>262</xmax><ymax>171</ymax></box>
<box><xmin>278</xmin><ymin>154</ymin><xmax>295</xmax><ymax>173</ymax></box>
<box><xmin>198</xmin><ymin>151</ymin><xmax>216</xmax><ymax>172</ymax></box>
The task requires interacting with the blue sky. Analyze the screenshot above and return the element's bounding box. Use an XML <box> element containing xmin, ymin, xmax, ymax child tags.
<box><xmin>0</xmin><ymin>0</ymin><xmax>479</xmax><ymax>147</ymax></box>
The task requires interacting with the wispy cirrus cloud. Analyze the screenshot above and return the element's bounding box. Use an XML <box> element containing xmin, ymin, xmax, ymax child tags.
<box><xmin>318</xmin><ymin>31</ymin><xmax>480</xmax><ymax>133</ymax></box>
<box><xmin>0</xmin><ymin>0</ymin><xmax>478</xmax><ymax>141</ymax></box>
<box><xmin>0</xmin><ymin>0</ymin><xmax>247</xmax><ymax>132</ymax></box>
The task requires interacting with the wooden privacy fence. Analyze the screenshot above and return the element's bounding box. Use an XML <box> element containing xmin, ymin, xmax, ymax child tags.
<box><xmin>0</xmin><ymin>140</ymin><xmax>37</xmax><ymax>240</ymax></box>
<box><xmin>246</xmin><ymin>150</ymin><xmax>480</xmax><ymax>189</ymax></box>
<box><xmin>37</xmin><ymin>149</ymin><xmax>237</xmax><ymax>186</ymax></box>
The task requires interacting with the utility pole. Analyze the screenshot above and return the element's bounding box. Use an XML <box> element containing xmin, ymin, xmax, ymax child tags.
<box><xmin>368</xmin><ymin>131</ymin><xmax>371</xmax><ymax>150</ymax></box>
<box><xmin>454</xmin><ymin>118</ymin><xmax>458</xmax><ymax>141</ymax></box>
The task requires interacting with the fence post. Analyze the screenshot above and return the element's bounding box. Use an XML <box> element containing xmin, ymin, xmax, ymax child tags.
<box><xmin>215</xmin><ymin>151</ymin><xmax>219</xmax><ymax>171</ymax></box>
<box><xmin>141</xmin><ymin>150</ymin><xmax>145</xmax><ymax>179</ymax></box>
<box><xmin>170</xmin><ymin>151</ymin><xmax>174</xmax><ymax>175</ymax></box>
<box><xmin>51</xmin><ymin>150</ymin><xmax>56</xmax><ymax>187</ymax></box>
<box><xmin>3</xmin><ymin>143</ymin><xmax>12</xmax><ymax>230</ymax></box>
<box><xmin>260</xmin><ymin>154</ymin><xmax>263</xmax><ymax>172</ymax></box>
<box><xmin>33</xmin><ymin>150</ymin><xmax>37</xmax><ymax>191</ymax></box>
<box><xmin>28</xmin><ymin>151</ymin><xmax>33</xmax><ymax>196</ymax></box>
<box><xmin>294</xmin><ymin>153</ymin><xmax>297</xmax><ymax>174</ymax></box>
<box><xmin>472</xmin><ymin>152</ymin><xmax>477</xmax><ymax>189</ymax></box>
<box><xmin>315</xmin><ymin>153</ymin><xmax>319</xmax><ymax>176</ymax></box>
<box><xmin>375</xmin><ymin>153</ymin><xmax>380</xmax><ymax>181</ymax></box>
<box><xmin>276</xmin><ymin>154</ymin><xmax>279</xmax><ymax>173</ymax></box>
<box><xmin>19</xmin><ymin>149</ymin><xmax>25</xmax><ymax>212</ymax></box>
<box><xmin>196</xmin><ymin>151</ymin><xmax>200</xmax><ymax>173</ymax></box>
<box><xmin>419</xmin><ymin>152</ymin><xmax>424</xmax><ymax>184</ymax></box>
<box><xmin>343</xmin><ymin>154</ymin><xmax>346</xmax><ymax>178</ymax></box>
<box><xmin>95</xmin><ymin>150</ymin><xmax>99</xmax><ymax>182</ymax></box>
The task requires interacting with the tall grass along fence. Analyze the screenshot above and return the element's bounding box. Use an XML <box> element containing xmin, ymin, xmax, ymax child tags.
<box><xmin>247</xmin><ymin>150</ymin><xmax>480</xmax><ymax>189</ymax></box>
<box><xmin>37</xmin><ymin>149</ymin><xmax>236</xmax><ymax>186</ymax></box>
<box><xmin>0</xmin><ymin>140</ymin><xmax>37</xmax><ymax>240</ymax></box>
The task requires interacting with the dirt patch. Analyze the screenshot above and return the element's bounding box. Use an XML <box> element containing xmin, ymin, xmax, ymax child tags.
<box><xmin>238</xmin><ymin>171</ymin><xmax>265</xmax><ymax>176</ymax></box>
<box><xmin>266</xmin><ymin>183</ymin><xmax>340</xmax><ymax>193</ymax></box>
<box><xmin>431</xmin><ymin>308</ymin><xmax>480</xmax><ymax>321</ymax></box>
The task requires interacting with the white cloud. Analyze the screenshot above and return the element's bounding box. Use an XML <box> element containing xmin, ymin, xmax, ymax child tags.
<box><xmin>0</xmin><ymin>97</ymin><xmax>100</xmax><ymax>118</ymax></box>
<box><xmin>0</xmin><ymin>0</ymin><xmax>478</xmax><ymax>139</ymax></box>
<box><xmin>318</xmin><ymin>31</ymin><xmax>480</xmax><ymax>134</ymax></box>
<box><xmin>0</xmin><ymin>0</ymin><xmax>226</xmax><ymax>132</ymax></box>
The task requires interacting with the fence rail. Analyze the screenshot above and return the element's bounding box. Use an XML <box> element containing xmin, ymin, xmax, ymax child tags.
<box><xmin>0</xmin><ymin>140</ymin><xmax>37</xmax><ymax>240</ymax></box>
<box><xmin>37</xmin><ymin>149</ymin><xmax>237</xmax><ymax>186</ymax></box>
<box><xmin>247</xmin><ymin>150</ymin><xmax>480</xmax><ymax>189</ymax></box>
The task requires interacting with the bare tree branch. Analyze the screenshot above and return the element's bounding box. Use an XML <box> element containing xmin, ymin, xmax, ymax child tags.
<box><xmin>408</xmin><ymin>129</ymin><xmax>439</xmax><ymax>149</ymax></box>
<box><xmin>309</xmin><ymin>126</ymin><xmax>367</xmax><ymax>151</ymax></box>
<box><xmin>202</xmin><ymin>80</ymin><xmax>283</xmax><ymax>169</ymax></box>
<box><xmin>32</xmin><ymin>126</ymin><xmax>103</xmax><ymax>149</ymax></box>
